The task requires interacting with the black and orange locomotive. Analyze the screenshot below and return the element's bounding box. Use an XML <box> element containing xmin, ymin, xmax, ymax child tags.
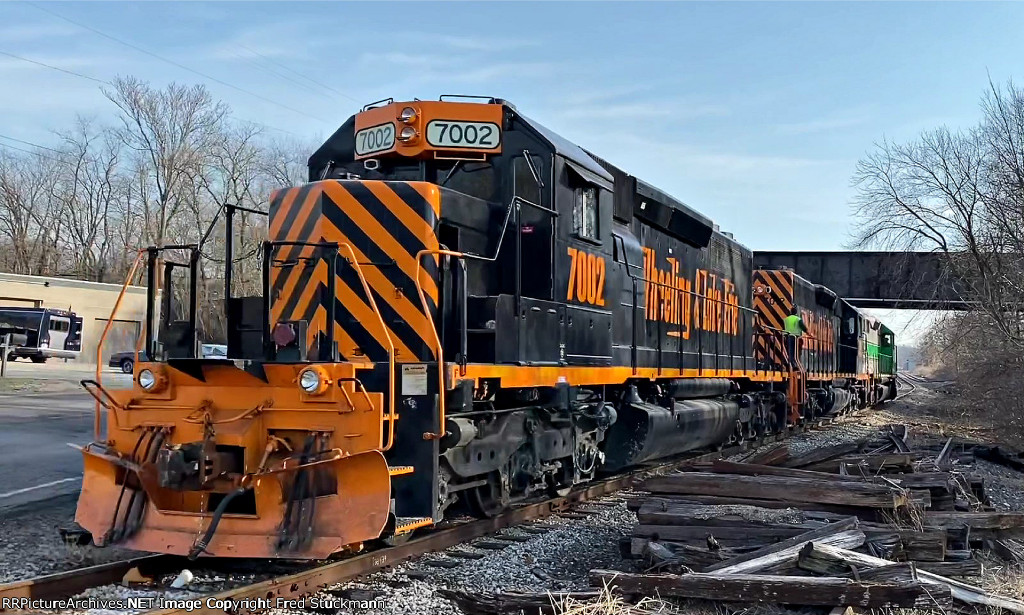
<box><xmin>76</xmin><ymin>97</ymin><xmax>897</xmax><ymax>559</ymax></box>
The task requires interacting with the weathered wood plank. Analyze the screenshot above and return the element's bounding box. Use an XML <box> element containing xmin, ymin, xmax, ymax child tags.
<box><xmin>976</xmin><ymin>445</ymin><xmax>1024</xmax><ymax>472</ymax></box>
<box><xmin>780</xmin><ymin>440</ymin><xmax>867</xmax><ymax>469</ymax></box>
<box><xmin>627</xmin><ymin>538</ymin><xmax>735</xmax><ymax>570</ymax></box>
<box><xmin>707</xmin><ymin>525</ymin><xmax>865</xmax><ymax>575</ymax></box>
<box><xmin>805</xmin><ymin>453</ymin><xmax>917</xmax><ymax>474</ymax></box>
<box><xmin>916</xmin><ymin>559</ymin><xmax>984</xmax><ymax>578</ymax></box>
<box><xmin>988</xmin><ymin>538</ymin><xmax>1024</xmax><ymax>563</ymax></box>
<box><xmin>861</xmin><ymin>525</ymin><xmax>948</xmax><ymax>562</ymax></box>
<box><xmin>589</xmin><ymin>569</ymin><xmax>949</xmax><ymax>608</ymax></box>
<box><xmin>886</xmin><ymin>472</ymin><xmax>957</xmax><ymax>491</ymax></box>
<box><xmin>805</xmin><ymin>542</ymin><xmax>1024</xmax><ymax>613</ymax></box>
<box><xmin>636</xmin><ymin>501</ymin><xmax>813</xmax><ymax>528</ymax></box>
<box><xmin>634</xmin><ymin>524</ymin><xmax>813</xmax><ymax>543</ymax></box>
<box><xmin>743</xmin><ymin>443</ymin><xmax>791</xmax><ymax>466</ymax></box>
<box><xmin>925</xmin><ymin>512</ymin><xmax>1024</xmax><ymax>531</ymax></box>
<box><xmin>703</xmin><ymin>459</ymin><xmax>863</xmax><ymax>482</ymax></box>
<box><xmin>635</xmin><ymin>494</ymin><xmax>882</xmax><ymax>518</ymax></box>
<box><xmin>643</xmin><ymin>472</ymin><xmax>906</xmax><ymax>508</ymax></box>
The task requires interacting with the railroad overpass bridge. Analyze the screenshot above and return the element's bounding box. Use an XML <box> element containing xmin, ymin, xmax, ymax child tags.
<box><xmin>752</xmin><ymin>251</ymin><xmax>970</xmax><ymax>309</ymax></box>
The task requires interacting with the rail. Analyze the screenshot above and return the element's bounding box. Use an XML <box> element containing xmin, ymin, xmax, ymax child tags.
<box><xmin>894</xmin><ymin>372</ymin><xmax>918</xmax><ymax>401</ymax></box>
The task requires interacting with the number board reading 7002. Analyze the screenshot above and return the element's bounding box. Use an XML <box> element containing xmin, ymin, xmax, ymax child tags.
<box><xmin>426</xmin><ymin>120</ymin><xmax>501</xmax><ymax>149</ymax></box>
<box><xmin>355</xmin><ymin>122</ymin><xmax>396</xmax><ymax>156</ymax></box>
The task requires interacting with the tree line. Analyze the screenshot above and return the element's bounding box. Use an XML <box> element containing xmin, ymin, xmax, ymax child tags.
<box><xmin>0</xmin><ymin>76</ymin><xmax>315</xmax><ymax>341</ymax></box>
<box><xmin>852</xmin><ymin>78</ymin><xmax>1024</xmax><ymax>421</ymax></box>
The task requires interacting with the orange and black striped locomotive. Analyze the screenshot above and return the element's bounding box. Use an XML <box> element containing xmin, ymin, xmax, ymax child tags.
<box><xmin>75</xmin><ymin>97</ymin><xmax>896</xmax><ymax>559</ymax></box>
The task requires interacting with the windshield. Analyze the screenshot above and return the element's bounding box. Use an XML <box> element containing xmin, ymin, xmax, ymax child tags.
<box><xmin>201</xmin><ymin>344</ymin><xmax>227</xmax><ymax>357</ymax></box>
<box><xmin>330</xmin><ymin>159</ymin><xmax>497</xmax><ymax>202</ymax></box>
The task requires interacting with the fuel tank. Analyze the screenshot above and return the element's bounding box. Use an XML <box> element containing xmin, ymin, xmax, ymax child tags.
<box><xmin>602</xmin><ymin>398</ymin><xmax>742</xmax><ymax>471</ymax></box>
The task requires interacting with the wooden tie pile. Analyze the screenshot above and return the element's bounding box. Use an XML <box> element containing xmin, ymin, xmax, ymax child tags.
<box><xmin>604</xmin><ymin>425</ymin><xmax>1024</xmax><ymax>612</ymax></box>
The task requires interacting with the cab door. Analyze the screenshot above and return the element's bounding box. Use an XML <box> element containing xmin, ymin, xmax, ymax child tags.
<box><xmin>512</xmin><ymin>153</ymin><xmax>553</xmax><ymax>299</ymax></box>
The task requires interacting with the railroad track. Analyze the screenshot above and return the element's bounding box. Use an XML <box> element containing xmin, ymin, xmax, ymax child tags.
<box><xmin>895</xmin><ymin>372</ymin><xmax>920</xmax><ymax>401</ymax></box>
<box><xmin>0</xmin><ymin>411</ymin><xmax>869</xmax><ymax>615</ymax></box>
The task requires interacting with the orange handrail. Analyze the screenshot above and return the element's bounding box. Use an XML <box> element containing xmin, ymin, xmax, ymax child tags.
<box><xmin>334</xmin><ymin>243</ymin><xmax>397</xmax><ymax>452</ymax></box>
<box><xmin>414</xmin><ymin>249</ymin><xmax>463</xmax><ymax>441</ymax></box>
<box><xmin>93</xmin><ymin>250</ymin><xmax>146</xmax><ymax>440</ymax></box>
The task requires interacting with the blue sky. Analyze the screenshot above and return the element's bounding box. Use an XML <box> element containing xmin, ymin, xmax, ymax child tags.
<box><xmin>2</xmin><ymin>1</ymin><xmax>1021</xmax><ymax>342</ymax></box>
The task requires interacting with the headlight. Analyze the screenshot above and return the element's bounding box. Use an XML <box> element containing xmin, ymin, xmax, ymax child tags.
<box><xmin>139</xmin><ymin>369</ymin><xmax>156</xmax><ymax>390</ymax></box>
<box><xmin>298</xmin><ymin>368</ymin><xmax>322</xmax><ymax>394</ymax></box>
<box><xmin>399</xmin><ymin>106</ymin><xmax>417</xmax><ymax>123</ymax></box>
<box><xmin>39</xmin><ymin>342</ymin><xmax>48</xmax><ymax>349</ymax></box>
<box><xmin>398</xmin><ymin>126</ymin><xmax>418</xmax><ymax>141</ymax></box>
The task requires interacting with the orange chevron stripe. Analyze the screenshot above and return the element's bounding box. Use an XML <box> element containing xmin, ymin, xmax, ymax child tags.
<box><xmin>363</xmin><ymin>182</ymin><xmax>440</xmax><ymax>262</ymax></box>
<box><xmin>291</xmin><ymin>261</ymin><xmax>359</xmax><ymax>360</ymax></box>
<box><xmin>290</xmin><ymin>256</ymin><xmax>412</xmax><ymax>360</ymax></box>
<box><xmin>320</xmin><ymin>219</ymin><xmax>437</xmax><ymax>357</ymax></box>
<box><xmin>408</xmin><ymin>181</ymin><xmax>442</xmax><ymax>216</ymax></box>
<box><xmin>269</xmin><ymin>185</ymin><xmax>322</xmax><ymax>303</ymax></box>
<box><xmin>322</xmin><ymin>182</ymin><xmax>438</xmax><ymax>303</ymax></box>
<box><xmin>306</xmin><ymin>306</ymin><xmax>325</xmax><ymax>352</ymax></box>
<box><xmin>269</xmin><ymin>186</ymin><xmax>301</xmax><ymax>238</ymax></box>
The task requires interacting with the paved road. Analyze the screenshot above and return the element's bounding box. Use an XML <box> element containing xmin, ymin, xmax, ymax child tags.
<box><xmin>2</xmin><ymin>359</ymin><xmax>134</xmax><ymax>384</ymax></box>
<box><xmin>0</xmin><ymin>363</ymin><xmax>132</xmax><ymax>514</ymax></box>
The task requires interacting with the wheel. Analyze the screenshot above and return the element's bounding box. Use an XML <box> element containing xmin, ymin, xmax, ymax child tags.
<box><xmin>30</xmin><ymin>357</ymin><xmax>46</xmax><ymax>364</ymax></box>
<box><xmin>121</xmin><ymin>358</ymin><xmax>134</xmax><ymax>374</ymax></box>
<box><xmin>467</xmin><ymin>472</ymin><xmax>509</xmax><ymax>518</ymax></box>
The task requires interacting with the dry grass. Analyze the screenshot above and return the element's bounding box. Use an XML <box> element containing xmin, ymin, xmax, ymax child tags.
<box><xmin>553</xmin><ymin>584</ymin><xmax>805</xmax><ymax>615</ymax></box>
<box><xmin>981</xmin><ymin>555</ymin><xmax>1024</xmax><ymax>613</ymax></box>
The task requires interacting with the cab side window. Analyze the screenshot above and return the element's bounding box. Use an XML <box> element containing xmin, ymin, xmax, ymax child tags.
<box><xmin>573</xmin><ymin>184</ymin><xmax>598</xmax><ymax>241</ymax></box>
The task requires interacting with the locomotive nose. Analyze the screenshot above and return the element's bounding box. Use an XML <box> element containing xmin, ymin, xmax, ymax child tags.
<box><xmin>75</xmin><ymin>362</ymin><xmax>394</xmax><ymax>559</ymax></box>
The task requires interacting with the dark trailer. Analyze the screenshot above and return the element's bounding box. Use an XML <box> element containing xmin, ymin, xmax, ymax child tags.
<box><xmin>0</xmin><ymin>306</ymin><xmax>82</xmax><ymax>362</ymax></box>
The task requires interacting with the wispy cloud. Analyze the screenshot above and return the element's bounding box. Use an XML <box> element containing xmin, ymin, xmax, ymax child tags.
<box><xmin>0</xmin><ymin>53</ymin><xmax>111</xmax><ymax>74</ymax></box>
<box><xmin>0</xmin><ymin>23</ymin><xmax>79</xmax><ymax>44</ymax></box>
<box><xmin>774</xmin><ymin>108</ymin><xmax>874</xmax><ymax>135</ymax></box>
<box><xmin>578</xmin><ymin>131</ymin><xmax>843</xmax><ymax>187</ymax></box>
<box><xmin>435</xmin><ymin>34</ymin><xmax>538</xmax><ymax>52</ymax></box>
<box><xmin>199</xmin><ymin>20</ymin><xmax>346</xmax><ymax>63</ymax></box>
<box><xmin>557</xmin><ymin>101</ymin><xmax>728</xmax><ymax>122</ymax></box>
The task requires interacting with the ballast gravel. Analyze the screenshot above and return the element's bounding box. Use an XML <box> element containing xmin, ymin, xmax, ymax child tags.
<box><xmin>0</xmin><ymin>494</ymin><xmax>139</xmax><ymax>584</ymax></box>
<box><xmin>270</xmin><ymin>500</ymin><xmax>640</xmax><ymax>615</ymax></box>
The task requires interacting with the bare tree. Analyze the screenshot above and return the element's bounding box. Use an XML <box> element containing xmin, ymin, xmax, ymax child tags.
<box><xmin>50</xmin><ymin>117</ymin><xmax>126</xmax><ymax>281</ymax></box>
<box><xmin>0</xmin><ymin>75</ymin><xmax>316</xmax><ymax>346</ymax></box>
<box><xmin>0</xmin><ymin>151</ymin><xmax>65</xmax><ymax>275</ymax></box>
<box><xmin>104</xmin><ymin>76</ymin><xmax>227</xmax><ymax>247</ymax></box>
<box><xmin>852</xmin><ymin>79</ymin><xmax>1024</xmax><ymax>350</ymax></box>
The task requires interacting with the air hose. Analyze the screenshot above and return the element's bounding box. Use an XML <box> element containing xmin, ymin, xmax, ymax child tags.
<box><xmin>188</xmin><ymin>487</ymin><xmax>250</xmax><ymax>560</ymax></box>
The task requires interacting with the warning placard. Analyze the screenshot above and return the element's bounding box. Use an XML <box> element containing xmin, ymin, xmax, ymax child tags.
<box><xmin>401</xmin><ymin>364</ymin><xmax>428</xmax><ymax>396</ymax></box>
